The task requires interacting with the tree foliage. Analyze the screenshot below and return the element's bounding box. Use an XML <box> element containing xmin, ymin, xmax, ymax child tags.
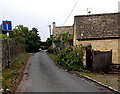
<box><xmin>46</xmin><ymin>38</ymin><xmax>52</xmax><ymax>47</ymax></box>
<box><xmin>47</xmin><ymin>32</ymin><xmax>85</xmax><ymax>72</ymax></box>
<box><xmin>10</xmin><ymin>25</ymin><xmax>26</xmax><ymax>43</ymax></box>
<box><xmin>10</xmin><ymin>25</ymin><xmax>41</xmax><ymax>52</ymax></box>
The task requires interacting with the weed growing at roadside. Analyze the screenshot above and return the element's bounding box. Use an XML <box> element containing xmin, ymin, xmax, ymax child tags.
<box><xmin>2</xmin><ymin>53</ymin><xmax>30</xmax><ymax>92</ymax></box>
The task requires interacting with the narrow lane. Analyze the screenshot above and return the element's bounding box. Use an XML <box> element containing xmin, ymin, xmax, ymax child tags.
<box><xmin>17</xmin><ymin>51</ymin><xmax>107</xmax><ymax>92</ymax></box>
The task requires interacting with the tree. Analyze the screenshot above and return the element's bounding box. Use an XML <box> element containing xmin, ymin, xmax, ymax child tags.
<box><xmin>46</xmin><ymin>38</ymin><xmax>52</xmax><ymax>47</ymax></box>
<box><xmin>10</xmin><ymin>25</ymin><xmax>28</xmax><ymax>43</ymax></box>
<box><xmin>26</xmin><ymin>28</ymin><xmax>41</xmax><ymax>52</ymax></box>
<box><xmin>10</xmin><ymin>25</ymin><xmax>41</xmax><ymax>52</ymax></box>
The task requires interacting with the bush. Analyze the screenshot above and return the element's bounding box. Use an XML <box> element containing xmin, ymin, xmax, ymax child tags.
<box><xmin>0</xmin><ymin>34</ymin><xmax>9</xmax><ymax>39</ymax></box>
<box><xmin>47</xmin><ymin>47</ymin><xmax>59</xmax><ymax>54</ymax></box>
<box><xmin>56</xmin><ymin>47</ymin><xmax>85</xmax><ymax>71</ymax></box>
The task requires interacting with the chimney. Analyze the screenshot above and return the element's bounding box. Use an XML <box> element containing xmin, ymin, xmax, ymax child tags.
<box><xmin>52</xmin><ymin>22</ymin><xmax>56</xmax><ymax>27</ymax></box>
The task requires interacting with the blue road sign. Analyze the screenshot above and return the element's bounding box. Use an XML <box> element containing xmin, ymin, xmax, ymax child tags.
<box><xmin>2</xmin><ymin>21</ymin><xmax>12</xmax><ymax>31</ymax></box>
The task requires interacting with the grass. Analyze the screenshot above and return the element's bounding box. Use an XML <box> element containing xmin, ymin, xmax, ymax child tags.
<box><xmin>2</xmin><ymin>53</ymin><xmax>31</xmax><ymax>92</ymax></box>
<box><xmin>48</xmin><ymin>53</ymin><xmax>119</xmax><ymax>90</ymax></box>
<box><xmin>48</xmin><ymin>53</ymin><xmax>58</xmax><ymax>63</ymax></box>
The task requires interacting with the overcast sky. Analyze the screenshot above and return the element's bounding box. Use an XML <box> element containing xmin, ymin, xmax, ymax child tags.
<box><xmin>0</xmin><ymin>0</ymin><xmax>120</xmax><ymax>41</ymax></box>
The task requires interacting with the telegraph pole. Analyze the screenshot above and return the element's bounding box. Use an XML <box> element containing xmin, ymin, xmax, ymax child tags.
<box><xmin>48</xmin><ymin>25</ymin><xmax>51</xmax><ymax>38</ymax></box>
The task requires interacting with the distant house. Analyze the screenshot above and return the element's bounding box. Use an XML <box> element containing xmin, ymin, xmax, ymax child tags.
<box><xmin>52</xmin><ymin>22</ymin><xmax>73</xmax><ymax>36</ymax></box>
<box><xmin>73</xmin><ymin>13</ymin><xmax>120</xmax><ymax>64</ymax></box>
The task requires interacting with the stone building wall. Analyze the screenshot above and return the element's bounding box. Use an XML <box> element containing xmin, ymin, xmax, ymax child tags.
<box><xmin>73</xmin><ymin>13</ymin><xmax>120</xmax><ymax>64</ymax></box>
<box><xmin>53</xmin><ymin>26</ymin><xmax>73</xmax><ymax>36</ymax></box>
<box><xmin>0</xmin><ymin>38</ymin><xmax>26</xmax><ymax>68</ymax></box>
<box><xmin>75</xmin><ymin>39</ymin><xmax>119</xmax><ymax>64</ymax></box>
<box><xmin>74</xmin><ymin>13</ymin><xmax>119</xmax><ymax>40</ymax></box>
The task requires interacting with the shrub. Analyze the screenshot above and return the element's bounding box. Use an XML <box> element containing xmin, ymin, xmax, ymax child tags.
<box><xmin>56</xmin><ymin>47</ymin><xmax>85</xmax><ymax>71</ymax></box>
<box><xmin>0</xmin><ymin>34</ymin><xmax>9</xmax><ymax>39</ymax></box>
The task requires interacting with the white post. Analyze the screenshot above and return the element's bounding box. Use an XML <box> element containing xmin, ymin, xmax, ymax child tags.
<box><xmin>7</xmin><ymin>32</ymin><xmax>9</xmax><ymax>37</ymax></box>
<box><xmin>49</xmin><ymin>25</ymin><xmax>51</xmax><ymax>38</ymax></box>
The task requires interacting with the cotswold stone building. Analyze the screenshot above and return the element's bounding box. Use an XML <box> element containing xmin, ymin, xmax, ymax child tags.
<box><xmin>52</xmin><ymin>22</ymin><xmax>73</xmax><ymax>36</ymax></box>
<box><xmin>73</xmin><ymin>13</ymin><xmax>120</xmax><ymax>64</ymax></box>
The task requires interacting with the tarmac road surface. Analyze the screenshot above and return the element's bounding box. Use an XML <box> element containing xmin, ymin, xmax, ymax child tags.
<box><xmin>16</xmin><ymin>51</ymin><xmax>109</xmax><ymax>93</ymax></box>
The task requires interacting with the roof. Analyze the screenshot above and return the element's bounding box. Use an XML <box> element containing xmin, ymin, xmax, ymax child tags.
<box><xmin>75</xmin><ymin>12</ymin><xmax>120</xmax><ymax>18</ymax></box>
<box><xmin>53</xmin><ymin>26</ymin><xmax>73</xmax><ymax>35</ymax></box>
<box><xmin>74</xmin><ymin>12</ymin><xmax>120</xmax><ymax>40</ymax></box>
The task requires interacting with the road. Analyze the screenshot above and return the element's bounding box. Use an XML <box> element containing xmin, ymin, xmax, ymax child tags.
<box><xmin>16</xmin><ymin>51</ymin><xmax>108</xmax><ymax>92</ymax></box>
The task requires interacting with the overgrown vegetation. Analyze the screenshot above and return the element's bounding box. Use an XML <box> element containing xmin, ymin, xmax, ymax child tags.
<box><xmin>56</xmin><ymin>47</ymin><xmax>85</xmax><ymax>71</ymax></box>
<box><xmin>2</xmin><ymin>53</ymin><xmax>30</xmax><ymax>92</ymax></box>
<box><xmin>0</xmin><ymin>24</ymin><xmax>40</xmax><ymax>92</ymax></box>
<box><xmin>0</xmin><ymin>25</ymin><xmax>41</xmax><ymax>52</ymax></box>
<box><xmin>10</xmin><ymin>25</ymin><xmax>41</xmax><ymax>52</ymax></box>
<box><xmin>0</xmin><ymin>34</ymin><xmax>9</xmax><ymax>39</ymax></box>
<box><xmin>47</xmin><ymin>32</ymin><xmax>86</xmax><ymax>72</ymax></box>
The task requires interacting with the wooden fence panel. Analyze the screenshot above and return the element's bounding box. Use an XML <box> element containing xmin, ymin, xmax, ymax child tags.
<box><xmin>86</xmin><ymin>46</ymin><xmax>112</xmax><ymax>72</ymax></box>
<box><xmin>92</xmin><ymin>50</ymin><xmax>112</xmax><ymax>72</ymax></box>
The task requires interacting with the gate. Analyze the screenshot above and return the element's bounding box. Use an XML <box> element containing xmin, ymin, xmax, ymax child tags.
<box><xmin>92</xmin><ymin>50</ymin><xmax>112</xmax><ymax>72</ymax></box>
<box><xmin>86</xmin><ymin>46</ymin><xmax>112</xmax><ymax>72</ymax></box>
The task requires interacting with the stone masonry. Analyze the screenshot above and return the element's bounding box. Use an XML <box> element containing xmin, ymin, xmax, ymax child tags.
<box><xmin>52</xmin><ymin>22</ymin><xmax>73</xmax><ymax>36</ymax></box>
<box><xmin>74</xmin><ymin>13</ymin><xmax>120</xmax><ymax>64</ymax></box>
<box><xmin>0</xmin><ymin>38</ymin><xmax>26</xmax><ymax>68</ymax></box>
<box><xmin>76</xmin><ymin>39</ymin><xmax>119</xmax><ymax>64</ymax></box>
<box><xmin>74</xmin><ymin>13</ymin><xmax>119</xmax><ymax>40</ymax></box>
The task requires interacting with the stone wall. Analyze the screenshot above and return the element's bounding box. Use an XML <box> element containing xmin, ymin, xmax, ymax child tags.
<box><xmin>75</xmin><ymin>39</ymin><xmax>119</xmax><ymax>64</ymax></box>
<box><xmin>0</xmin><ymin>38</ymin><xmax>26</xmax><ymax>68</ymax></box>
<box><xmin>74</xmin><ymin>13</ymin><xmax>119</xmax><ymax>40</ymax></box>
<box><xmin>73</xmin><ymin>13</ymin><xmax>120</xmax><ymax>64</ymax></box>
<box><xmin>53</xmin><ymin>26</ymin><xmax>73</xmax><ymax>36</ymax></box>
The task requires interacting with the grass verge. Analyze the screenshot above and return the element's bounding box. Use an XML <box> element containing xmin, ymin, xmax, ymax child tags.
<box><xmin>48</xmin><ymin>53</ymin><xmax>119</xmax><ymax>91</ymax></box>
<box><xmin>48</xmin><ymin>53</ymin><xmax>57</xmax><ymax>63</ymax></box>
<box><xmin>2</xmin><ymin>53</ymin><xmax>31</xmax><ymax>92</ymax></box>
